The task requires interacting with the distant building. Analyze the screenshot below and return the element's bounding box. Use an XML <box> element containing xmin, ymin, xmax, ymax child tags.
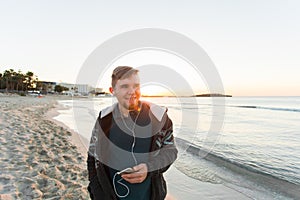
<box><xmin>58</xmin><ymin>82</ymin><xmax>94</xmax><ymax>96</ymax></box>
<box><xmin>37</xmin><ymin>81</ymin><xmax>96</xmax><ymax>96</ymax></box>
<box><xmin>89</xmin><ymin>87</ymin><xmax>105</xmax><ymax>95</ymax></box>
<box><xmin>36</xmin><ymin>81</ymin><xmax>56</xmax><ymax>94</ymax></box>
<box><xmin>95</xmin><ymin>88</ymin><xmax>103</xmax><ymax>93</ymax></box>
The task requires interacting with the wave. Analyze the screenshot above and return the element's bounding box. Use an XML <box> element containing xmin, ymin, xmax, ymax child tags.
<box><xmin>175</xmin><ymin>137</ymin><xmax>300</xmax><ymax>199</ymax></box>
<box><xmin>176</xmin><ymin>102</ymin><xmax>300</xmax><ymax>113</ymax></box>
<box><xmin>232</xmin><ymin>105</ymin><xmax>300</xmax><ymax>113</ymax></box>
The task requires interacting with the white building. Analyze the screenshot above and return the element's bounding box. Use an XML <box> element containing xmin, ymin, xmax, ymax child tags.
<box><xmin>58</xmin><ymin>82</ymin><xmax>94</xmax><ymax>96</ymax></box>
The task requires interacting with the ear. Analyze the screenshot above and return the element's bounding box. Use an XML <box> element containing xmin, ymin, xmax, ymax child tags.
<box><xmin>109</xmin><ymin>87</ymin><xmax>114</xmax><ymax>95</ymax></box>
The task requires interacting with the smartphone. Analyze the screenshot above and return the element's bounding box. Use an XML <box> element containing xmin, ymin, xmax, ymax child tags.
<box><xmin>117</xmin><ymin>167</ymin><xmax>136</xmax><ymax>175</ymax></box>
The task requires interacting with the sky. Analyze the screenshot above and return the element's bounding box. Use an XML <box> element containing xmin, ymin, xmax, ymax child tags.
<box><xmin>0</xmin><ymin>0</ymin><xmax>300</xmax><ymax>96</ymax></box>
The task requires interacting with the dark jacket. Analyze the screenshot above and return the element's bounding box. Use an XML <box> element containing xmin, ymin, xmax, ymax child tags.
<box><xmin>87</xmin><ymin>102</ymin><xmax>178</xmax><ymax>200</ymax></box>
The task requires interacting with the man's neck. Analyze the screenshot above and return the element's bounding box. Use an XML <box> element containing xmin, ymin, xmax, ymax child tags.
<box><xmin>118</xmin><ymin>102</ymin><xmax>141</xmax><ymax>117</ymax></box>
<box><xmin>118</xmin><ymin>104</ymin><xmax>130</xmax><ymax>117</ymax></box>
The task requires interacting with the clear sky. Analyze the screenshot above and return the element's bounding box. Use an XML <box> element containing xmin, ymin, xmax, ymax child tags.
<box><xmin>1</xmin><ymin>0</ymin><xmax>299</xmax><ymax>96</ymax></box>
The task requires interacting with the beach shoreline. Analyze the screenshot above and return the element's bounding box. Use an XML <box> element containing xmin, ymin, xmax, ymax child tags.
<box><xmin>45</xmin><ymin>100</ymin><xmax>89</xmax><ymax>161</ymax></box>
<box><xmin>51</xmin><ymin>96</ymin><xmax>253</xmax><ymax>200</ymax></box>
<box><xmin>0</xmin><ymin>95</ymin><xmax>254</xmax><ymax>200</ymax></box>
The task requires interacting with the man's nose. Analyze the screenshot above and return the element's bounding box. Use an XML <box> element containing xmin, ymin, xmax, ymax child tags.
<box><xmin>128</xmin><ymin>87</ymin><xmax>135</xmax><ymax>94</ymax></box>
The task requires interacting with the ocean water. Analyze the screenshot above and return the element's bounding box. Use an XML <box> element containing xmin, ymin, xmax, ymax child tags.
<box><xmin>54</xmin><ymin>96</ymin><xmax>300</xmax><ymax>199</ymax></box>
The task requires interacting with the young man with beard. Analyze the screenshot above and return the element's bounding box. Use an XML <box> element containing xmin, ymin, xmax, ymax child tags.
<box><xmin>87</xmin><ymin>66</ymin><xmax>177</xmax><ymax>200</ymax></box>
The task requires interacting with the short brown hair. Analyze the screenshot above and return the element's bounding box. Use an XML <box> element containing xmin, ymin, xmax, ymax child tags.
<box><xmin>111</xmin><ymin>66</ymin><xmax>139</xmax><ymax>88</ymax></box>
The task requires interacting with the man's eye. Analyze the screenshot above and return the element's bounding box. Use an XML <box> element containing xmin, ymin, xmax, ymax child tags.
<box><xmin>121</xmin><ymin>85</ymin><xmax>128</xmax><ymax>88</ymax></box>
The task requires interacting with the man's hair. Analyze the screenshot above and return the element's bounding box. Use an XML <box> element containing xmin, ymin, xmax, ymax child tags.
<box><xmin>111</xmin><ymin>66</ymin><xmax>139</xmax><ymax>88</ymax></box>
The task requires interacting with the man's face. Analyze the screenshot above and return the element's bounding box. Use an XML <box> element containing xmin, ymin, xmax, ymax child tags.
<box><xmin>112</xmin><ymin>73</ymin><xmax>141</xmax><ymax>110</ymax></box>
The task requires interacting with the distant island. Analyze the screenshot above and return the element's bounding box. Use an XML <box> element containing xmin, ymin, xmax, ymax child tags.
<box><xmin>193</xmin><ymin>93</ymin><xmax>232</xmax><ymax>97</ymax></box>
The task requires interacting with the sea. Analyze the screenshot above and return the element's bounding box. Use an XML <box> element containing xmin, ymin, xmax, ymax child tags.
<box><xmin>54</xmin><ymin>96</ymin><xmax>300</xmax><ymax>200</ymax></box>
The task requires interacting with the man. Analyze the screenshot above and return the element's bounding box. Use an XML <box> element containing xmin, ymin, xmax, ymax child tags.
<box><xmin>87</xmin><ymin>66</ymin><xmax>178</xmax><ymax>200</ymax></box>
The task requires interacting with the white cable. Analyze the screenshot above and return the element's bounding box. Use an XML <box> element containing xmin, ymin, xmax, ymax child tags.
<box><xmin>113</xmin><ymin>105</ymin><xmax>141</xmax><ymax>198</ymax></box>
<box><xmin>121</xmin><ymin>106</ymin><xmax>141</xmax><ymax>166</ymax></box>
<box><xmin>131</xmin><ymin>128</ymin><xmax>138</xmax><ymax>166</ymax></box>
<box><xmin>113</xmin><ymin>173</ymin><xmax>130</xmax><ymax>198</ymax></box>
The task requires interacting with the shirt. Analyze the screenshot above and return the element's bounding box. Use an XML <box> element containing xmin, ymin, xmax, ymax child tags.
<box><xmin>108</xmin><ymin>104</ymin><xmax>152</xmax><ymax>200</ymax></box>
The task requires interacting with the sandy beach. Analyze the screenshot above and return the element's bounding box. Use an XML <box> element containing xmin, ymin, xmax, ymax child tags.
<box><xmin>0</xmin><ymin>95</ymin><xmax>253</xmax><ymax>200</ymax></box>
<box><xmin>0</xmin><ymin>95</ymin><xmax>89</xmax><ymax>199</ymax></box>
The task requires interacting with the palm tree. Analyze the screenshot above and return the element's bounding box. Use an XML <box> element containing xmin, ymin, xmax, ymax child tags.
<box><xmin>16</xmin><ymin>71</ymin><xmax>26</xmax><ymax>91</ymax></box>
<box><xmin>1</xmin><ymin>69</ymin><xmax>40</xmax><ymax>93</ymax></box>
<box><xmin>25</xmin><ymin>71</ymin><xmax>34</xmax><ymax>91</ymax></box>
<box><xmin>3</xmin><ymin>69</ymin><xmax>15</xmax><ymax>92</ymax></box>
<box><xmin>0</xmin><ymin>73</ymin><xmax>2</xmax><ymax>89</ymax></box>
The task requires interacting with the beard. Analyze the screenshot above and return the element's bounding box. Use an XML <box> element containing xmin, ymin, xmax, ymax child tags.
<box><xmin>128</xmin><ymin>95</ymin><xmax>140</xmax><ymax>111</ymax></box>
<box><xmin>128</xmin><ymin>103</ymin><xmax>139</xmax><ymax>111</ymax></box>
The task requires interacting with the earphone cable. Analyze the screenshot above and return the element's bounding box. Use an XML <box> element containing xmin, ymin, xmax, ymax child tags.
<box><xmin>113</xmin><ymin>104</ymin><xmax>141</xmax><ymax>198</ymax></box>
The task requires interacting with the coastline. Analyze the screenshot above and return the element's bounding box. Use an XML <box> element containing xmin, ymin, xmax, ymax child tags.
<box><xmin>165</xmin><ymin>166</ymin><xmax>252</xmax><ymax>200</ymax></box>
<box><xmin>45</xmin><ymin>101</ymin><xmax>89</xmax><ymax>160</ymax></box>
<box><xmin>0</xmin><ymin>95</ymin><xmax>253</xmax><ymax>199</ymax></box>
<box><xmin>52</xmin><ymin>97</ymin><xmax>253</xmax><ymax>200</ymax></box>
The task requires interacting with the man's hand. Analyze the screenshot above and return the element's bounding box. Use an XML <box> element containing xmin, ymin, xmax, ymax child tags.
<box><xmin>121</xmin><ymin>163</ymin><xmax>148</xmax><ymax>184</ymax></box>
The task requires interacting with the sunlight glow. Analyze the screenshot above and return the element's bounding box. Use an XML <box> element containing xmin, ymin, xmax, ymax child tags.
<box><xmin>141</xmin><ymin>85</ymin><xmax>172</xmax><ymax>96</ymax></box>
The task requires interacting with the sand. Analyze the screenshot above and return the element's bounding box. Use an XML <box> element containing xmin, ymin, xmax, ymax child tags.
<box><xmin>0</xmin><ymin>96</ymin><xmax>89</xmax><ymax>199</ymax></box>
<box><xmin>0</xmin><ymin>95</ymin><xmax>252</xmax><ymax>200</ymax></box>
